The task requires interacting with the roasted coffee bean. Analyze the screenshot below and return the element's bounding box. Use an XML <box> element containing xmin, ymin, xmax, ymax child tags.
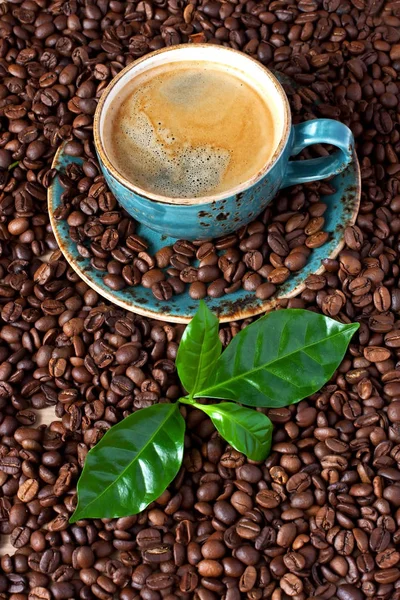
<box><xmin>281</xmin><ymin>573</ymin><xmax>303</xmax><ymax>596</ymax></box>
<box><xmin>104</xmin><ymin>274</ymin><xmax>125</xmax><ymax>291</ymax></box>
<box><xmin>268</xmin><ymin>267</ymin><xmax>290</xmax><ymax>285</ymax></box>
<box><xmin>142</xmin><ymin>546</ymin><xmax>173</xmax><ymax>563</ymax></box>
<box><xmin>201</xmin><ymin>540</ymin><xmax>226</xmax><ymax>560</ymax></box>
<box><xmin>155</xmin><ymin>246</ymin><xmax>174</xmax><ymax>269</ymax></box>
<box><xmin>243</xmin><ymin>251</ymin><xmax>263</xmax><ymax>271</ymax></box>
<box><xmin>284</xmin><ymin>551</ymin><xmax>306</xmax><ymax>571</ymax></box>
<box><xmin>255</xmin><ymin>282</ymin><xmax>276</xmax><ymax>300</ymax></box>
<box><xmin>152</xmin><ymin>281</ymin><xmax>173</xmax><ymax>301</ymax></box>
<box><xmin>197</xmin><ymin>266</ymin><xmax>221</xmax><ymax>283</ymax></box>
<box><xmin>256</xmin><ymin>490</ymin><xmax>281</xmax><ymax>508</ymax></box>
<box><xmin>285</xmin><ymin>251</ymin><xmax>308</xmax><ymax>271</ymax></box>
<box><xmin>336</xmin><ymin>584</ymin><xmax>363</xmax><ymax>600</ymax></box>
<box><xmin>239</xmin><ymin>565</ymin><xmax>257</xmax><ymax>593</ymax></box>
<box><xmin>364</xmin><ymin>346</ymin><xmax>391</xmax><ymax>362</ymax></box>
<box><xmin>10</xmin><ymin>525</ymin><xmax>31</xmax><ymax>548</ymax></box>
<box><xmin>189</xmin><ymin>281</ymin><xmax>207</xmax><ymax>300</ymax></box>
<box><xmin>17</xmin><ymin>478</ymin><xmax>39</xmax><ymax>502</ymax></box>
<box><xmin>236</xmin><ymin>519</ymin><xmax>260</xmax><ymax>540</ymax></box>
<box><xmin>173</xmin><ymin>240</ymin><xmax>196</xmax><ymax>257</ymax></box>
<box><xmin>170</xmin><ymin>254</ymin><xmax>190</xmax><ymax>271</ymax></box>
<box><xmin>141</xmin><ymin>269</ymin><xmax>165</xmax><ymax>289</ymax></box>
<box><xmin>198</xmin><ymin>560</ymin><xmax>223</xmax><ymax>578</ymax></box>
<box><xmin>207</xmin><ymin>279</ymin><xmax>226</xmax><ymax>298</ymax></box>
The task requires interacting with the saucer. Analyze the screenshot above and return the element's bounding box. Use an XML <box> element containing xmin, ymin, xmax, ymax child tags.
<box><xmin>48</xmin><ymin>144</ymin><xmax>360</xmax><ymax>324</ymax></box>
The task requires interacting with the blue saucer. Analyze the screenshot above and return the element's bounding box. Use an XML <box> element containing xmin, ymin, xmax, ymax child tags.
<box><xmin>48</xmin><ymin>145</ymin><xmax>360</xmax><ymax>324</ymax></box>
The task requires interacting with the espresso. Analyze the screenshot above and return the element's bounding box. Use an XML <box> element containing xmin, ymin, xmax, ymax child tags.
<box><xmin>104</xmin><ymin>61</ymin><xmax>277</xmax><ymax>199</ymax></box>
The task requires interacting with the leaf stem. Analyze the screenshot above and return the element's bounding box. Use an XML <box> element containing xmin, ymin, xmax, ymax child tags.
<box><xmin>178</xmin><ymin>396</ymin><xmax>196</xmax><ymax>405</ymax></box>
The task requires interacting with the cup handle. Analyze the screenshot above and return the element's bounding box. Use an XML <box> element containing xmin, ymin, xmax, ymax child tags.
<box><xmin>281</xmin><ymin>119</ymin><xmax>354</xmax><ymax>189</ymax></box>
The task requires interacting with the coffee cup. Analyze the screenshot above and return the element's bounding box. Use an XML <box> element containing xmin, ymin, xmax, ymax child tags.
<box><xmin>93</xmin><ymin>44</ymin><xmax>354</xmax><ymax>241</ymax></box>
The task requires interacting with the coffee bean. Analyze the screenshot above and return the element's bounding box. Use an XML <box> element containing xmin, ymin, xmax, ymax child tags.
<box><xmin>195</xmin><ymin>242</ymin><xmax>213</xmax><ymax>260</ymax></box>
<box><xmin>363</xmin><ymin>346</ymin><xmax>391</xmax><ymax>362</ymax></box>
<box><xmin>214</xmin><ymin>501</ymin><xmax>237</xmax><ymax>525</ymax></box>
<box><xmin>256</xmin><ymin>490</ymin><xmax>281</xmax><ymax>508</ymax></box>
<box><xmin>383</xmin><ymin>485</ymin><xmax>400</xmax><ymax>506</ymax></box>
<box><xmin>142</xmin><ymin>545</ymin><xmax>173</xmax><ymax>563</ymax></box>
<box><xmin>230</xmin><ymin>491</ymin><xmax>252</xmax><ymax>514</ymax></box>
<box><xmin>110</xmin><ymin>376</ymin><xmax>134</xmax><ymax>396</ymax></box>
<box><xmin>337</xmin><ymin>584</ymin><xmax>363</xmax><ymax>600</ymax></box>
<box><xmin>10</xmin><ymin>525</ymin><xmax>31</xmax><ymax>548</ymax></box>
<box><xmin>287</xmin><ymin>472</ymin><xmax>311</xmax><ymax>493</ymax></box>
<box><xmin>17</xmin><ymin>478</ymin><xmax>39</xmax><ymax>502</ymax></box>
<box><xmin>239</xmin><ymin>565</ymin><xmax>257</xmax><ymax>593</ymax></box>
<box><xmin>268</xmin><ymin>267</ymin><xmax>290</xmax><ymax>284</ymax></box>
<box><xmin>198</xmin><ymin>266</ymin><xmax>221</xmax><ymax>283</ymax></box>
<box><xmin>146</xmin><ymin>572</ymin><xmax>176</xmax><ymax>590</ymax></box>
<box><xmin>168</xmin><ymin>276</ymin><xmax>185</xmax><ymax>295</ymax></box>
<box><xmin>152</xmin><ymin>281</ymin><xmax>173</xmax><ymax>301</ymax></box>
<box><xmin>285</xmin><ymin>251</ymin><xmax>308</xmax><ymax>271</ymax></box>
<box><xmin>29</xmin><ymin>587</ymin><xmax>51</xmax><ymax>600</ymax></box>
<box><xmin>116</xmin><ymin>343</ymin><xmax>140</xmax><ymax>365</ymax></box>
<box><xmin>370</xmin><ymin>527</ymin><xmax>391</xmax><ymax>552</ymax></box>
<box><xmin>201</xmin><ymin>540</ymin><xmax>226</xmax><ymax>560</ymax></box>
<box><xmin>198</xmin><ymin>560</ymin><xmax>223</xmax><ymax>578</ymax></box>
<box><xmin>236</xmin><ymin>519</ymin><xmax>260</xmax><ymax>540</ymax></box>
<box><xmin>170</xmin><ymin>254</ymin><xmax>190</xmax><ymax>270</ymax></box>
<box><xmin>268</xmin><ymin>232</ymin><xmax>289</xmax><ymax>256</ymax></box>
<box><xmin>72</xmin><ymin>546</ymin><xmax>94</xmax><ymax>569</ymax></box>
<box><xmin>242</xmin><ymin>272</ymin><xmax>262</xmax><ymax>291</ymax></box>
<box><xmin>173</xmin><ymin>240</ymin><xmax>196</xmax><ymax>257</ymax></box>
<box><xmin>9</xmin><ymin>503</ymin><xmax>29</xmax><ymax>528</ymax></box>
<box><xmin>142</xmin><ymin>269</ymin><xmax>165</xmax><ymax>289</ymax></box>
<box><xmin>154</xmin><ymin>246</ymin><xmax>173</xmax><ymax>269</ymax></box>
<box><xmin>277</xmin><ymin>523</ymin><xmax>297</xmax><ymax>548</ymax></box>
<box><xmin>104</xmin><ymin>273</ymin><xmax>125</xmax><ymax>291</ymax></box>
<box><xmin>284</xmin><ymin>551</ymin><xmax>306</xmax><ymax>571</ymax></box>
<box><xmin>281</xmin><ymin>573</ymin><xmax>303</xmax><ymax>596</ymax></box>
<box><xmin>243</xmin><ymin>251</ymin><xmax>263</xmax><ymax>271</ymax></box>
<box><xmin>376</xmin><ymin>549</ymin><xmax>400</xmax><ymax>568</ymax></box>
<box><xmin>137</xmin><ymin>529</ymin><xmax>162</xmax><ymax>549</ymax></box>
<box><xmin>251</xmin><ymin>284</ymin><xmax>273</xmax><ymax>303</ymax></box>
<box><xmin>306</xmin><ymin>231</ymin><xmax>330</xmax><ymax>248</ymax></box>
<box><xmin>189</xmin><ymin>281</ymin><xmax>207</xmax><ymax>300</ymax></box>
<box><xmin>234</xmin><ymin>546</ymin><xmax>260</xmax><ymax>566</ymax></box>
<box><xmin>207</xmin><ymin>279</ymin><xmax>226</xmax><ymax>298</ymax></box>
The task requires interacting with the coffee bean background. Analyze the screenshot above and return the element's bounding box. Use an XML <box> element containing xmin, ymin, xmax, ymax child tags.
<box><xmin>0</xmin><ymin>0</ymin><xmax>400</xmax><ymax>599</ymax></box>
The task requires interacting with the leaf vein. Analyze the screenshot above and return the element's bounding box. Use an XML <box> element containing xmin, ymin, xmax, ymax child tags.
<box><xmin>76</xmin><ymin>405</ymin><xmax>177</xmax><ymax>516</ymax></box>
<box><xmin>196</xmin><ymin>326</ymin><xmax>355</xmax><ymax>397</ymax></box>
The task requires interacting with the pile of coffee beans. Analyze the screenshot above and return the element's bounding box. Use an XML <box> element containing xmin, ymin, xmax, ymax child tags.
<box><xmin>56</xmin><ymin>113</ymin><xmax>333</xmax><ymax>302</ymax></box>
<box><xmin>1</xmin><ymin>0</ymin><xmax>400</xmax><ymax>599</ymax></box>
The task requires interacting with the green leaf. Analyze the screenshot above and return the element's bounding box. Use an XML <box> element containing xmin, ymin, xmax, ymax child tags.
<box><xmin>193</xmin><ymin>401</ymin><xmax>273</xmax><ymax>461</ymax></box>
<box><xmin>176</xmin><ymin>300</ymin><xmax>222</xmax><ymax>397</ymax></box>
<box><xmin>195</xmin><ymin>309</ymin><xmax>359</xmax><ymax>408</ymax></box>
<box><xmin>70</xmin><ymin>403</ymin><xmax>185</xmax><ymax>521</ymax></box>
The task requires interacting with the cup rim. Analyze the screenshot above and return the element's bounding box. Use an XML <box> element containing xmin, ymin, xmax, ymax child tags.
<box><xmin>93</xmin><ymin>43</ymin><xmax>292</xmax><ymax>206</ymax></box>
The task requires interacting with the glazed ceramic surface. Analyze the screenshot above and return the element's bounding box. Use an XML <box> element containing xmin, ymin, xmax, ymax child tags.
<box><xmin>49</xmin><ymin>145</ymin><xmax>361</xmax><ymax>324</ymax></box>
<box><xmin>93</xmin><ymin>44</ymin><xmax>355</xmax><ymax>240</ymax></box>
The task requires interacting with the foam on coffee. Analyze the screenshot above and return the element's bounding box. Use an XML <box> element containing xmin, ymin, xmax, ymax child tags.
<box><xmin>104</xmin><ymin>61</ymin><xmax>278</xmax><ymax>199</ymax></box>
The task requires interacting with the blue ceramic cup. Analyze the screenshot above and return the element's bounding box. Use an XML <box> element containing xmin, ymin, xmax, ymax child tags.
<box><xmin>93</xmin><ymin>44</ymin><xmax>354</xmax><ymax>241</ymax></box>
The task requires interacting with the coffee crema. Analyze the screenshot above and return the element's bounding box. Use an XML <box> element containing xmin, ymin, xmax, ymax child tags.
<box><xmin>104</xmin><ymin>61</ymin><xmax>277</xmax><ymax>199</ymax></box>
